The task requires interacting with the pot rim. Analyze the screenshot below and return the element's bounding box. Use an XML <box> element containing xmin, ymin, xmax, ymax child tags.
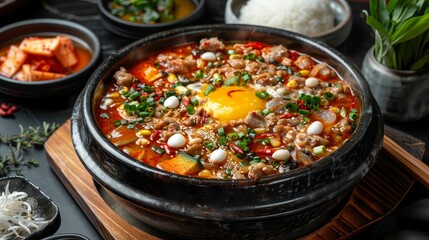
<box><xmin>80</xmin><ymin>24</ymin><xmax>377</xmax><ymax>185</ymax></box>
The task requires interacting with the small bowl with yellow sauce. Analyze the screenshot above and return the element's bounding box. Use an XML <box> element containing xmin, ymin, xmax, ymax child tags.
<box><xmin>97</xmin><ymin>0</ymin><xmax>206</xmax><ymax>39</ymax></box>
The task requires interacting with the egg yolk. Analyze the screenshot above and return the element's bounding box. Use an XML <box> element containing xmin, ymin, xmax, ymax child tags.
<box><xmin>203</xmin><ymin>86</ymin><xmax>266</xmax><ymax>121</ymax></box>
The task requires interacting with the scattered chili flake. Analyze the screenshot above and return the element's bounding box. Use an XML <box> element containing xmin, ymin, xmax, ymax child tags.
<box><xmin>0</xmin><ymin>103</ymin><xmax>18</xmax><ymax>118</ymax></box>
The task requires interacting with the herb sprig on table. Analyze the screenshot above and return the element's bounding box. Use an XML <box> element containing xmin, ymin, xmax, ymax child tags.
<box><xmin>363</xmin><ymin>0</ymin><xmax>429</xmax><ymax>70</ymax></box>
<box><xmin>0</xmin><ymin>122</ymin><xmax>59</xmax><ymax>176</ymax></box>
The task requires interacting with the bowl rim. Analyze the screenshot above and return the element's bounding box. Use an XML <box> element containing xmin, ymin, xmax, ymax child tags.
<box><xmin>0</xmin><ymin>175</ymin><xmax>61</xmax><ymax>239</ymax></box>
<box><xmin>97</xmin><ymin>0</ymin><xmax>206</xmax><ymax>28</ymax></box>
<box><xmin>80</xmin><ymin>23</ymin><xmax>377</xmax><ymax>186</ymax></box>
<box><xmin>224</xmin><ymin>0</ymin><xmax>352</xmax><ymax>38</ymax></box>
<box><xmin>0</xmin><ymin>18</ymin><xmax>101</xmax><ymax>87</ymax></box>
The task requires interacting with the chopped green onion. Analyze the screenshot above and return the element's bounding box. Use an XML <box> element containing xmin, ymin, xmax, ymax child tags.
<box><xmin>100</xmin><ymin>113</ymin><xmax>109</xmax><ymax>119</ymax></box>
<box><xmin>204</xmin><ymin>141</ymin><xmax>215</xmax><ymax>150</ymax></box>
<box><xmin>237</xmin><ymin>132</ymin><xmax>246</xmax><ymax>139</ymax></box>
<box><xmin>128</xmin><ymin>90</ymin><xmax>141</xmax><ymax>100</ymax></box>
<box><xmin>242</xmin><ymin>72</ymin><xmax>252</xmax><ymax>84</ymax></box>
<box><xmin>256</xmin><ymin>91</ymin><xmax>270</xmax><ymax>99</ymax></box>
<box><xmin>313</xmin><ymin>145</ymin><xmax>326</xmax><ymax>155</ymax></box>
<box><xmin>143</xmin><ymin>85</ymin><xmax>154</xmax><ymax>93</ymax></box>
<box><xmin>218</xmin><ymin>136</ymin><xmax>228</xmax><ymax>145</ymax></box>
<box><xmin>262</xmin><ymin>109</ymin><xmax>271</xmax><ymax>116</ymax></box>
<box><xmin>224</xmin><ymin>76</ymin><xmax>239</xmax><ymax>86</ymax></box>
<box><xmin>299</xmin><ymin>109</ymin><xmax>310</xmax><ymax>116</ymax></box>
<box><xmin>240</xmin><ymin>161</ymin><xmax>249</xmax><ymax>166</ymax></box>
<box><xmin>204</xmin><ymin>84</ymin><xmax>215</xmax><ymax>96</ymax></box>
<box><xmin>227</xmin><ymin>132</ymin><xmax>239</xmax><ymax>140</ymax></box>
<box><xmin>190</xmin><ymin>98</ymin><xmax>199</xmax><ymax>106</ymax></box>
<box><xmin>227</xmin><ymin>49</ymin><xmax>236</xmax><ymax>55</ymax></box>
<box><xmin>152</xmin><ymin>146</ymin><xmax>165</xmax><ymax>155</ymax></box>
<box><xmin>256</xmin><ymin>56</ymin><xmax>264</xmax><ymax>62</ymax></box>
<box><xmin>285</xmin><ymin>102</ymin><xmax>299</xmax><ymax>112</ymax></box>
<box><xmin>246</xmin><ymin>53</ymin><xmax>256</xmax><ymax>60</ymax></box>
<box><xmin>349</xmin><ymin>112</ymin><xmax>359</xmax><ymax>121</ymax></box>
<box><xmin>114</xmin><ymin>120</ymin><xmax>121</xmax><ymax>127</ymax></box>
<box><xmin>324</xmin><ymin>92</ymin><xmax>334</xmax><ymax>101</ymax></box>
<box><xmin>195</xmin><ymin>70</ymin><xmax>204</xmax><ymax>78</ymax></box>
<box><xmin>218</xmin><ymin>127</ymin><xmax>225</xmax><ymax>136</ymax></box>
<box><xmin>186</xmin><ymin>105</ymin><xmax>195</xmax><ymax>115</ymax></box>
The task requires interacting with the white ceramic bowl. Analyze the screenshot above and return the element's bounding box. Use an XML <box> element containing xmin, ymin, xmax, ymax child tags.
<box><xmin>225</xmin><ymin>0</ymin><xmax>352</xmax><ymax>47</ymax></box>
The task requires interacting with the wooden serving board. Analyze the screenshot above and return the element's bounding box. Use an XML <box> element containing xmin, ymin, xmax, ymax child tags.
<box><xmin>45</xmin><ymin>120</ymin><xmax>418</xmax><ymax>240</ymax></box>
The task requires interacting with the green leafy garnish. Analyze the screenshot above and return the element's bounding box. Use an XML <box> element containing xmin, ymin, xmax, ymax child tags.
<box><xmin>363</xmin><ymin>0</ymin><xmax>429</xmax><ymax>70</ymax></box>
<box><xmin>0</xmin><ymin>122</ymin><xmax>59</xmax><ymax>176</ymax></box>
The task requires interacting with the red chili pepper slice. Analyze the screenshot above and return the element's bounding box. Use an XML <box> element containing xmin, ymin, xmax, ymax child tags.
<box><xmin>150</xmin><ymin>130</ymin><xmax>162</xmax><ymax>142</ymax></box>
<box><xmin>229</xmin><ymin>143</ymin><xmax>244</xmax><ymax>154</ymax></box>
<box><xmin>161</xmin><ymin>143</ymin><xmax>173</xmax><ymax>155</ymax></box>
<box><xmin>277</xmin><ymin>113</ymin><xmax>297</xmax><ymax>119</ymax></box>
<box><xmin>297</xmin><ymin>100</ymin><xmax>307</xmax><ymax>109</ymax></box>
<box><xmin>131</xmin><ymin>83</ymin><xmax>141</xmax><ymax>91</ymax></box>
<box><xmin>255</xmin><ymin>148</ymin><xmax>275</xmax><ymax>155</ymax></box>
<box><xmin>182</xmin><ymin>96</ymin><xmax>190</xmax><ymax>106</ymax></box>
<box><xmin>253</xmin><ymin>133</ymin><xmax>275</xmax><ymax>140</ymax></box>
<box><xmin>244</xmin><ymin>42</ymin><xmax>265</xmax><ymax>50</ymax></box>
<box><xmin>0</xmin><ymin>102</ymin><xmax>18</xmax><ymax>117</ymax></box>
<box><xmin>200</xmin><ymin>110</ymin><xmax>206</xmax><ymax>125</ymax></box>
<box><xmin>0</xmin><ymin>103</ymin><xmax>9</xmax><ymax>110</ymax></box>
<box><xmin>288</xmin><ymin>51</ymin><xmax>299</xmax><ymax>61</ymax></box>
<box><xmin>227</xmin><ymin>90</ymin><xmax>244</xmax><ymax>97</ymax></box>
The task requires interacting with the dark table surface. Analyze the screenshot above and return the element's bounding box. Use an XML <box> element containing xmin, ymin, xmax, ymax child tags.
<box><xmin>1</xmin><ymin>1</ymin><xmax>428</xmax><ymax>239</ymax></box>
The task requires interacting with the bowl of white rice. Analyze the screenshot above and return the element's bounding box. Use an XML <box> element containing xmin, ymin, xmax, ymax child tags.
<box><xmin>225</xmin><ymin>0</ymin><xmax>352</xmax><ymax>47</ymax></box>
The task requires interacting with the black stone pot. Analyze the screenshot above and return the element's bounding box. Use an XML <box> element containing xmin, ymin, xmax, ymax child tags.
<box><xmin>72</xmin><ymin>24</ymin><xmax>384</xmax><ymax>239</ymax></box>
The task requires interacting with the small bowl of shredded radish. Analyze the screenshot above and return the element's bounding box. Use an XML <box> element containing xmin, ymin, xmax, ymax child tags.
<box><xmin>0</xmin><ymin>176</ymin><xmax>60</xmax><ymax>240</ymax></box>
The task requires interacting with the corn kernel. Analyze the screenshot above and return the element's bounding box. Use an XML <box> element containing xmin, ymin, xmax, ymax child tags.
<box><xmin>320</xmin><ymin>98</ymin><xmax>330</xmax><ymax>106</ymax></box>
<box><xmin>270</xmin><ymin>137</ymin><xmax>281</xmax><ymax>147</ymax></box>
<box><xmin>330</xmin><ymin>107</ymin><xmax>340</xmax><ymax>113</ymax></box>
<box><xmin>299</xmin><ymin>70</ymin><xmax>310</xmax><ymax>77</ymax></box>
<box><xmin>168</xmin><ymin>73</ymin><xmax>178</xmax><ymax>83</ymax></box>
<box><xmin>118</xmin><ymin>86</ymin><xmax>129</xmax><ymax>94</ymax></box>
<box><xmin>108</xmin><ymin>92</ymin><xmax>120</xmax><ymax>98</ymax></box>
<box><xmin>286</xmin><ymin>80</ymin><xmax>297</xmax><ymax>88</ymax></box>
<box><xmin>229</xmin><ymin>54</ymin><xmax>243</xmax><ymax>59</ymax></box>
<box><xmin>254</xmin><ymin>128</ymin><xmax>266</xmax><ymax>134</ymax></box>
<box><xmin>198</xmin><ymin>169</ymin><xmax>213</xmax><ymax>178</ymax></box>
<box><xmin>137</xmin><ymin>129</ymin><xmax>152</xmax><ymax>137</ymax></box>
<box><xmin>119</xmin><ymin>104</ymin><xmax>125</xmax><ymax>110</ymax></box>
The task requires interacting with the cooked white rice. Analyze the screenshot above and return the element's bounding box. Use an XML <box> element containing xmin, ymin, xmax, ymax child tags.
<box><xmin>238</xmin><ymin>0</ymin><xmax>335</xmax><ymax>36</ymax></box>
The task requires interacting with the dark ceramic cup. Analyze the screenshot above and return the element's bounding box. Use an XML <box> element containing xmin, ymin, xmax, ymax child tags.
<box><xmin>72</xmin><ymin>24</ymin><xmax>383</xmax><ymax>239</ymax></box>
